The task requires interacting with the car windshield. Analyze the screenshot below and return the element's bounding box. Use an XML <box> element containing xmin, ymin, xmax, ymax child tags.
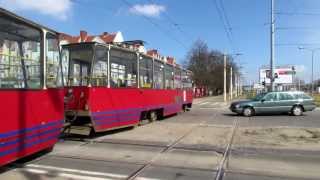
<box><xmin>252</xmin><ymin>93</ymin><xmax>266</xmax><ymax>101</ymax></box>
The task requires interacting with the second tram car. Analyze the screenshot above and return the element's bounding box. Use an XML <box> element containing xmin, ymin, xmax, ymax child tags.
<box><xmin>63</xmin><ymin>42</ymin><xmax>193</xmax><ymax>135</ymax></box>
<box><xmin>0</xmin><ymin>8</ymin><xmax>64</xmax><ymax>166</ymax></box>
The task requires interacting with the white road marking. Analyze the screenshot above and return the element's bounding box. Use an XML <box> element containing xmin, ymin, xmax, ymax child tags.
<box><xmin>199</xmin><ymin>107</ymin><xmax>224</xmax><ymax>109</ymax></box>
<box><xmin>20</xmin><ymin>166</ymin><xmax>161</xmax><ymax>180</ymax></box>
<box><xmin>193</xmin><ymin>101</ymin><xmax>204</xmax><ymax>105</ymax></box>
<box><xmin>199</xmin><ymin>102</ymin><xmax>210</xmax><ymax>105</ymax></box>
<box><xmin>22</xmin><ymin>168</ymin><xmax>113</xmax><ymax>180</ymax></box>
<box><xmin>136</xmin><ymin>177</ymin><xmax>163</xmax><ymax>180</ymax></box>
<box><xmin>210</xmin><ymin>102</ymin><xmax>220</xmax><ymax>106</ymax></box>
<box><xmin>21</xmin><ymin>168</ymin><xmax>47</xmax><ymax>174</ymax></box>
<box><xmin>26</xmin><ymin>164</ymin><xmax>127</xmax><ymax>179</ymax></box>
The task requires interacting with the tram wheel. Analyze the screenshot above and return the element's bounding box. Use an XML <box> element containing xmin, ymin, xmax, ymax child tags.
<box><xmin>148</xmin><ymin>111</ymin><xmax>158</xmax><ymax>122</ymax></box>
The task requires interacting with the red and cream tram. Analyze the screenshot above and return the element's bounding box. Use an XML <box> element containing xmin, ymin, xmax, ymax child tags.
<box><xmin>0</xmin><ymin>8</ymin><xmax>64</xmax><ymax>166</ymax></box>
<box><xmin>63</xmin><ymin>42</ymin><xmax>193</xmax><ymax>135</ymax></box>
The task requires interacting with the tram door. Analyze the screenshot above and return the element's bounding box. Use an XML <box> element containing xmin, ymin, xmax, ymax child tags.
<box><xmin>70</xmin><ymin>59</ymin><xmax>90</xmax><ymax>86</ymax></box>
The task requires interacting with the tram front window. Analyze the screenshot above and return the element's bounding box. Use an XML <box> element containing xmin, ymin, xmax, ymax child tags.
<box><xmin>0</xmin><ymin>15</ymin><xmax>41</xmax><ymax>89</ymax></box>
<box><xmin>68</xmin><ymin>47</ymin><xmax>93</xmax><ymax>86</ymax></box>
<box><xmin>46</xmin><ymin>33</ymin><xmax>62</xmax><ymax>88</ymax></box>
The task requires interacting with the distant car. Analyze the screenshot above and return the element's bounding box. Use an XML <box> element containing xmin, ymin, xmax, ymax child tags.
<box><xmin>230</xmin><ymin>91</ymin><xmax>316</xmax><ymax>117</ymax></box>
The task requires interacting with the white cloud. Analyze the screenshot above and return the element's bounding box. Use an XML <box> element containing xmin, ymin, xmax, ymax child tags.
<box><xmin>129</xmin><ymin>4</ymin><xmax>165</xmax><ymax>17</ymax></box>
<box><xmin>0</xmin><ymin>0</ymin><xmax>72</xmax><ymax>20</ymax></box>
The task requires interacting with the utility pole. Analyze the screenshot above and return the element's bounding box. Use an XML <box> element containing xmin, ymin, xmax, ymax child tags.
<box><xmin>235</xmin><ymin>73</ymin><xmax>238</xmax><ymax>97</ymax></box>
<box><xmin>298</xmin><ymin>47</ymin><xmax>320</xmax><ymax>94</ymax></box>
<box><xmin>224</xmin><ymin>54</ymin><xmax>227</xmax><ymax>102</ymax></box>
<box><xmin>230</xmin><ymin>67</ymin><xmax>233</xmax><ymax>100</ymax></box>
<box><xmin>311</xmin><ymin>51</ymin><xmax>314</xmax><ymax>94</ymax></box>
<box><xmin>270</xmin><ymin>0</ymin><xmax>275</xmax><ymax>91</ymax></box>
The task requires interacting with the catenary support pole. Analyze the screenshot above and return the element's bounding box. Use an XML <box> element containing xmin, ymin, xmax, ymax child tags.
<box><xmin>224</xmin><ymin>54</ymin><xmax>227</xmax><ymax>102</ymax></box>
<box><xmin>270</xmin><ymin>0</ymin><xmax>275</xmax><ymax>91</ymax></box>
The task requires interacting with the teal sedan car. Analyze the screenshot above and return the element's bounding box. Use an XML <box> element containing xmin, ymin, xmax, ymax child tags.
<box><xmin>230</xmin><ymin>91</ymin><xmax>316</xmax><ymax>117</ymax></box>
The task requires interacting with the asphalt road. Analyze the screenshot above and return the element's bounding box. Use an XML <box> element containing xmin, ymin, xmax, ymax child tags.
<box><xmin>1</xmin><ymin>95</ymin><xmax>319</xmax><ymax>180</ymax></box>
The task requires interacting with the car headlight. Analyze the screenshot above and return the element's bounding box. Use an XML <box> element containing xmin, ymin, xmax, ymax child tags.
<box><xmin>235</xmin><ymin>104</ymin><xmax>241</xmax><ymax>108</ymax></box>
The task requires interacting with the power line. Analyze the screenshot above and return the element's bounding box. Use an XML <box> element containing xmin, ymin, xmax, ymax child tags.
<box><xmin>275</xmin><ymin>11</ymin><xmax>320</xmax><ymax>16</ymax></box>
<box><xmin>121</xmin><ymin>0</ymin><xmax>188</xmax><ymax>49</ymax></box>
<box><xmin>276</xmin><ymin>26</ymin><xmax>320</xmax><ymax>30</ymax></box>
<box><xmin>146</xmin><ymin>0</ymin><xmax>193</xmax><ymax>41</ymax></box>
<box><xmin>276</xmin><ymin>43</ymin><xmax>320</xmax><ymax>46</ymax></box>
<box><xmin>219</xmin><ymin>0</ymin><xmax>233</xmax><ymax>35</ymax></box>
<box><xmin>213</xmin><ymin>0</ymin><xmax>236</xmax><ymax>53</ymax></box>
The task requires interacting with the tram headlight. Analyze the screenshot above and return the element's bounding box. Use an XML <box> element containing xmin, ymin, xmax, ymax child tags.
<box><xmin>84</xmin><ymin>103</ymin><xmax>89</xmax><ymax>111</ymax></box>
<box><xmin>68</xmin><ymin>88</ymin><xmax>73</xmax><ymax>94</ymax></box>
<box><xmin>80</xmin><ymin>91</ymin><xmax>85</xmax><ymax>98</ymax></box>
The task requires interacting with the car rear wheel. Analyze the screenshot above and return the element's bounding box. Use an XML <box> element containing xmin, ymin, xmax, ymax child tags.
<box><xmin>292</xmin><ymin>106</ymin><xmax>303</xmax><ymax>116</ymax></box>
<box><xmin>243</xmin><ymin>107</ymin><xmax>254</xmax><ymax>117</ymax></box>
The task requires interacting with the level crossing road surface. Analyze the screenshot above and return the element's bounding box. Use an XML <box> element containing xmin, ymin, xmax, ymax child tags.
<box><xmin>1</xmin><ymin>95</ymin><xmax>320</xmax><ymax>180</ymax></box>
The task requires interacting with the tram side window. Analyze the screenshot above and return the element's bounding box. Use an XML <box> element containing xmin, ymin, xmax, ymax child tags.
<box><xmin>174</xmin><ymin>67</ymin><xmax>181</xmax><ymax>89</ymax></box>
<box><xmin>153</xmin><ymin>60</ymin><xmax>164</xmax><ymax>89</ymax></box>
<box><xmin>164</xmin><ymin>64</ymin><xmax>174</xmax><ymax>89</ymax></box>
<box><xmin>92</xmin><ymin>46</ymin><xmax>107</xmax><ymax>86</ymax></box>
<box><xmin>139</xmin><ymin>56</ymin><xmax>152</xmax><ymax>88</ymax></box>
<box><xmin>61</xmin><ymin>48</ymin><xmax>69</xmax><ymax>86</ymax></box>
<box><xmin>0</xmin><ymin>16</ymin><xmax>41</xmax><ymax>89</ymax></box>
<box><xmin>182</xmin><ymin>70</ymin><xmax>193</xmax><ymax>89</ymax></box>
<box><xmin>110</xmin><ymin>49</ymin><xmax>137</xmax><ymax>88</ymax></box>
<box><xmin>46</xmin><ymin>33</ymin><xmax>63</xmax><ymax>88</ymax></box>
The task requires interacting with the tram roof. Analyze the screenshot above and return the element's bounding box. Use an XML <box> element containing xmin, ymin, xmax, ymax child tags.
<box><xmin>0</xmin><ymin>7</ymin><xmax>59</xmax><ymax>34</ymax></box>
<box><xmin>62</xmin><ymin>42</ymin><xmax>193</xmax><ymax>73</ymax></box>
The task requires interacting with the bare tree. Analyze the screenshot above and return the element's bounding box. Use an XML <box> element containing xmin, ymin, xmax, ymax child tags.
<box><xmin>184</xmin><ymin>40</ymin><xmax>239</xmax><ymax>95</ymax></box>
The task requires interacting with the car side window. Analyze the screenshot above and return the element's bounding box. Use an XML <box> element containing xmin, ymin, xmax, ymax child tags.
<box><xmin>279</xmin><ymin>93</ymin><xmax>293</xmax><ymax>101</ymax></box>
<box><xmin>264</xmin><ymin>93</ymin><xmax>277</xmax><ymax>101</ymax></box>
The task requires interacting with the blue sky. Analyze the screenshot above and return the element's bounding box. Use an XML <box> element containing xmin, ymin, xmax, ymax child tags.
<box><xmin>1</xmin><ymin>0</ymin><xmax>320</xmax><ymax>84</ymax></box>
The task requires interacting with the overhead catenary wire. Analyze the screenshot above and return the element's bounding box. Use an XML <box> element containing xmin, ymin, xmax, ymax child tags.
<box><xmin>146</xmin><ymin>0</ymin><xmax>193</xmax><ymax>42</ymax></box>
<box><xmin>121</xmin><ymin>0</ymin><xmax>188</xmax><ymax>50</ymax></box>
<box><xmin>275</xmin><ymin>11</ymin><xmax>320</xmax><ymax>16</ymax></box>
<box><xmin>213</xmin><ymin>0</ymin><xmax>236</xmax><ymax>53</ymax></box>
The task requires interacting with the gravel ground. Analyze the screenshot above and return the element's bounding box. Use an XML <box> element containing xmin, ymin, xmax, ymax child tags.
<box><xmin>234</xmin><ymin>127</ymin><xmax>320</xmax><ymax>151</ymax></box>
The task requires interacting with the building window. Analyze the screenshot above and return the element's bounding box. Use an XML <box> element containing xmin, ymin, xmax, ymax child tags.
<box><xmin>92</xmin><ymin>46</ymin><xmax>108</xmax><ymax>86</ymax></box>
<box><xmin>110</xmin><ymin>48</ymin><xmax>137</xmax><ymax>88</ymax></box>
<box><xmin>153</xmin><ymin>60</ymin><xmax>164</xmax><ymax>89</ymax></box>
<box><xmin>139</xmin><ymin>55</ymin><xmax>152</xmax><ymax>88</ymax></box>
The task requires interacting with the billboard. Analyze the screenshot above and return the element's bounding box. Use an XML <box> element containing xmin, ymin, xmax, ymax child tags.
<box><xmin>260</xmin><ymin>67</ymin><xmax>295</xmax><ymax>84</ymax></box>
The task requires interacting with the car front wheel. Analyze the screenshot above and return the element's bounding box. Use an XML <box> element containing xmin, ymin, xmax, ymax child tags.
<box><xmin>292</xmin><ymin>106</ymin><xmax>303</xmax><ymax>116</ymax></box>
<box><xmin>243</xmin><ymin>107</ymin><xmax>254</xmax><ymax>117</ymax></box>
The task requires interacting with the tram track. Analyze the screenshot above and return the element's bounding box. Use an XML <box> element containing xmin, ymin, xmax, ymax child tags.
<box><xmin>122</xmin><ymin>112</ymin><xmax>222</xmax><ymax>180</ymax></box>
<box><xmin>214</xmin><ymin>116</ymin><xmax>239</xmax><ymax>180</ymax></box>
<box><xmin>3</xmin><ymin>111</ymin><xmax>230</xmax><ymax>180</ymax></box>
<box><xmin>125</xmin><ymin>122</ymin><xmax>202</xmax><ymax>180</ymax></box>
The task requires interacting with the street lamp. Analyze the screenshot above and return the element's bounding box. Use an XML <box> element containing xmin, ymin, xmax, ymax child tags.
<box><xmin>298</xmin><ymin>47</ymin><xmax>320</xmax><ymax>94</ymax></box>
